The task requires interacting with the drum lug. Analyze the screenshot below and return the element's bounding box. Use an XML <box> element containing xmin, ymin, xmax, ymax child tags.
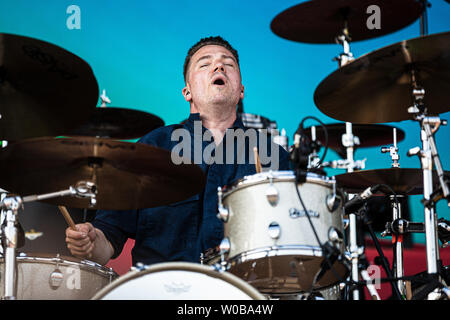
<box><xmin>268</xmin><ymin>222</ymin><xmax>281</xmax><ymax>239</ymax></box>
<box><xmin>326</xmin><ymin>181</ymin><xmax>342</xmax><ymax>212</ymax></box>
<box><xmin>265</xmin><ymin>185</ymin><xmax>279</xmax><ymax>206</ymax></box>
<box><xmin>216</xmin><ymin>187</ymin><xmax>229</xmax><ymax>222</ymax></box>
<box><xmin>328</xmin><ymin>227</ymin><xmax>344</xmax><ymax>245</ymax></box>
<box><xmin>49</xmin><ymin>269</ymin><xmax>64</xmax><ymax>290</ymax></box>
<box><xmin>219</xmin><ymin>237</ymin><xmax>231</xmax><ymax>256</ymax></box>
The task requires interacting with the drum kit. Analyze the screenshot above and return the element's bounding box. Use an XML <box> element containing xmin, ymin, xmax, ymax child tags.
<box><xmin>0</xmin><ymin>0</ymin><xmax>449</xmax><ymax>301</ymax></box>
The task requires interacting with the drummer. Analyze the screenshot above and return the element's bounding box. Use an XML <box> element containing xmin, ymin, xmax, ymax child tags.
<box><xmin>65</xmin><ymin>36</ymin><xmax>291</xmax><ymax>266</ymax></box>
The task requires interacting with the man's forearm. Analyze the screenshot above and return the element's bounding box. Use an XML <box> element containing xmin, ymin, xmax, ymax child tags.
<box><xmin>91</xmin><ymin>228</ymin><xmax>115</xmax><ymax>265</ymax></box>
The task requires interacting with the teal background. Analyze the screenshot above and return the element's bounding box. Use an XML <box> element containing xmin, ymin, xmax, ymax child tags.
<box><xmin>0</xmin><ymin>1</ymin><xmax>449</xmax><ymax>244</ymax></box>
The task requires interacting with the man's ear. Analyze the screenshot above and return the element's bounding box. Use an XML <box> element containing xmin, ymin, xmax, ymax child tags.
<box><xmin>182</xmin><ymin>86</ymin><xmax>192</xmax><ymax>102</ymax></box>
<box><xmin>240</xmin><ymin>85</ymin><xmax>245</xmax><ymax>100</ymax></box>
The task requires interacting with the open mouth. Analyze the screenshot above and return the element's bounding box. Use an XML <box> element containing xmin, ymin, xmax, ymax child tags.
<box><xmin>211</xmin><ymin>75</ymin><xmax>227</xmax><ymax>86</ymax></box>
<box><xmin>213</xmin><ymin>79</ymin><xmax>225</xmax><ymax>85</ymax></box>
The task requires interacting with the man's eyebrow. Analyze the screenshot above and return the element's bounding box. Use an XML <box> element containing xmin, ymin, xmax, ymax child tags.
<box><xmin>221</xmin><ymin>54</ymin><xmax>236</xmax><ymax>62</ymax></box>
<box><xmin>195</xmin><ymin>55</ymin><xmax>212</xmax><ymax>65</ymax></box>
<box><xmin>195</xmin><ymin>54</ymin><xmax>236</xmax><ymax>65</ymax></box>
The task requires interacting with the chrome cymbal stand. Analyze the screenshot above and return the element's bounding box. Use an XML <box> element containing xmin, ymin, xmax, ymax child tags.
<box><xmin>323</xmin><ymin>123</ymin><xmax>377</xmax><ymax>300</ymax></box>
<box><xmin>381</xmin><ymin>128</ymin><xmax>406</xmax><ymax>296</ymax></box>
<box><xmin>407</xmin><ymin>81</ymin><xmax>449</xmax><ymax>294</ymax></box>
<box><xmin>0</xmin><ymin>181</ymin><xmax>97</xmax><ymax>299</ymax></box>
<box><xmin>334</xmin><ymin>27</ymin><xmax>354</xmax><ymax>68</ymax></box>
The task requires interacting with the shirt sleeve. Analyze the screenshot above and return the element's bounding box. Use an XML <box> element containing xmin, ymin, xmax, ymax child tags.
<box><xmin>92</xmin><ymin>209</ymin><xmax>138</xmax><ymax>259</ymax></box>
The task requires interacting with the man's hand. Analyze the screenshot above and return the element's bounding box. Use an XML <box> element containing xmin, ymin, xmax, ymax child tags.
<box><xmin>65</xmin><ymin>222</ymin><xmax>96</xmax><ymax>259</ymax></box>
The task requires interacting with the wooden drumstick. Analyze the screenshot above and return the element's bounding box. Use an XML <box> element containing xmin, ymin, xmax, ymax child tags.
<box><xmin>253</xmin><ymin>147</ymin><xmax>262</xmax><ymax>173</ymax></box>
<box><xmin>58</xmin><ymin>205</ymin><xmax>77</xmax><ymax>231</ymax></box>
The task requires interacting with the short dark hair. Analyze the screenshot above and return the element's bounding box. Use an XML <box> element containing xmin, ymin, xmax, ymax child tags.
<box><xmin>183</xmin><ymin>36</ymin><xmax>239</xmax><ymax>81</ymax></box>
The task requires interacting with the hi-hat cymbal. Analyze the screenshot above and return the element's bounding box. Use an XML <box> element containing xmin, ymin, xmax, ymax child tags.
<box><xmin>314</xmin><ymin>31</ymin><xmax>450</xmax><ymax>124</ymax></box>
<box><xmin>0</xmin><ymin>136</ymin><xmax>205</xmax><ymax>210</ymax></box>
<box><xmin>335</xmin><ymin>168</ymin><xmax>449</xmax><ymax>195</ymax></box>
<box><xmin>304</xmin><ymin>123</ymin><xmax>405</xmax><ymax>158</ymax></box>
<box><xmin>271</xmin><ymin>0</ymin><xmax>424</xmax><ymax>44</ymax></box>
<box><xmin>68</xmin><ymin>107</ymin><xmax>165</xmax><ymax>140</ymax></box>
<box><xmin>0</xmin><ymin>33</ymin><xmax>99</xmax><ymax>140</ymax></box>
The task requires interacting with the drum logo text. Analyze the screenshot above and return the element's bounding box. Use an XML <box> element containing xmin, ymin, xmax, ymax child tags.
<box><xmin>289</xmin><ymin>208</ymin><xmax>319</xmax><ymax>219</ymax></box>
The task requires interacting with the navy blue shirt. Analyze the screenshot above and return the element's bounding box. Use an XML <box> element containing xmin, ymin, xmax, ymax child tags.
<box><xmin>92</xmin><ymin>113</ymin><xmax>291</xmax><ymax>266</ymax></box>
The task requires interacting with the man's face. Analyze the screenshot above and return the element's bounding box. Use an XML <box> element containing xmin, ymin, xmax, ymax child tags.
<box><xmin>184</xmin><ymin>45</ymin><xmax>244</xmax><ymax>108</ymax></box>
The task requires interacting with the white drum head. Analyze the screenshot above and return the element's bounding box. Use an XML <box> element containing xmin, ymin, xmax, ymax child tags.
<box><xmin>92</xmin><ymin>262</ymin><xmax>266</xmax><ymax>300</ymax></box>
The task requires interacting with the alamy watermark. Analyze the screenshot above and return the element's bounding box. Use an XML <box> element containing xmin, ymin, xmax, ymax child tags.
<box><xmin>170</xmin><ymin>121</ymin><xmax>280</xmax><ymax>170</ymax></box>
<box><xmin>66</xmin><ymin>5</ymin><xmax>81</xmax><ymax>30</ymax></box>
<box><xmin>367</xmin><ymin>5</ymin><xmax>381</xmax><ymax>30</ymax></box>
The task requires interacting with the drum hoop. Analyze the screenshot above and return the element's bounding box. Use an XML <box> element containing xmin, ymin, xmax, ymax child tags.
<box><xmin>223</xmin><ymin>170</ymin><xmax>334</xmax><ymax>197</ymax></box>
<box><xmin>204</xmin><ymin>245</ymin><xmax>325</xmax><ymax>264</ymax></box>
<box><xmin>91</xmin><ymin>262</ymin><xmax>266</xmax><ymax>300</ymax></box>
<box><xmin>4</xmin><ymin>253</ymin><xmax>117</xmax><ymax>278</ymax></box>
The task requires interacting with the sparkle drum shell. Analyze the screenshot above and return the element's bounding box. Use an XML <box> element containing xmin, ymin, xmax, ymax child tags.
<box><xmin>0</xmin><ymin>253</ymin><xmax>117</xmax><ymax>299</ymax></box>
<box><xmin>208</xmin><ymin>171</ymin><xmax>348</xmax><ymax>294</ymax></box>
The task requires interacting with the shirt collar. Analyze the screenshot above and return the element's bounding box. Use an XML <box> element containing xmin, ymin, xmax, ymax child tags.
<box><xmin>185</xmin><ymin>112</ymin><xmax>245</xmax><ymax>130</ymax></box>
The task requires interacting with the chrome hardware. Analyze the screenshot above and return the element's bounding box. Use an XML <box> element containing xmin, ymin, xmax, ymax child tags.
<box><xmin>268</xmin><ymin>222</ymin><xmax>281</xmax><ymax>239</ymax></box>
<box><xmin>216</xmin><ymin>187</ymin><xmax>229</xmax><ymax>222</ymax></box>
<box><xmin>219</xmin><ymin>238</ymin><xmax>231</xmax><ymax>255</ymax></box>
<box><xmin>328</xmin><ymin>227</ymin><xmax>344</xmax><ymax>245</ymax></box>
<box><xmin>265</xmin><ymin>175</ymin><xmax>279</xmax><ymax>206</ymax></box>
<box><xmin>326</xmin><ymin>180</ymin><xmax>342</xmax><ymax>212</ymax></box>
<box><xmin>381</xmin><ymin>128</ymin><xmax>400</xmax><ymax>168</ymax></box>
<box><xmin>49</xmin><ymin>269</ymin><xmax>64</xmax><ymax>289</ymax></box>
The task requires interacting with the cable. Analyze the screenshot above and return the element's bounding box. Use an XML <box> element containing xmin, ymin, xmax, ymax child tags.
<box><xmin>296</xmin><ymin>116</ymin><xmax>329</xmax><ymax>167</ymax></box>
<box><xmin>293</xmin><ymin>175</ymin><xmax>348</xmax><ymax>298</ymax></box>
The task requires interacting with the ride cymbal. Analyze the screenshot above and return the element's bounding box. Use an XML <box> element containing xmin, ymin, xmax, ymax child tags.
<box><xmin>271</xmin><ymin>0</ymin><xmax>424</xmax><ymax>44</ymax></box>
<box><xmin>0</xmin><ymin>136</ymin><xmax>205</xmax><ymax>210</ymax></box>
<box><xmin>314</xmin><ymin>31</ymin><xmax>450</xmax><ymax>123</ymax></box>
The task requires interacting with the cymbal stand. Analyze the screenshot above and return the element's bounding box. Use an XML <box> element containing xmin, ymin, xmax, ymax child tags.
<box><xmin>381</xmin><ymin>128</ymin><xmax>405</xmax><ymax>296</ymax></box>
<box><xmin>407</xmin><ymin>81</ymin><xmax>449</xmax><ymax>295</ymax></box>
<box><xmin>340</xmin><ymin>123</ymin><xmax>379</xmax><ymax>299</ymax></box>
<box><xmin>334</xmin><ymin>27</ymin><xmax>354</xmax><ymax>68</ymax></box>
<box><xmin>390</xmin><ymin>194</ymin><xmax>406</xmax><ymax>297</ymax></box>
<box><xmin>0</xmin><ymin>181</ymin><xmax>97</xmax><ymax>299</ymax></box>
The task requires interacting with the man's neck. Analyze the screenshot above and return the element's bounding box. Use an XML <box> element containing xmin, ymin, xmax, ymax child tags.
<box><xmin>191</xmin><ymin>105</ymin><xmax>236</xmax><ymax>144</ymax></box>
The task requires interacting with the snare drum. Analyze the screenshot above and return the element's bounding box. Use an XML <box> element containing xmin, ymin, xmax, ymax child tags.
<box><xmin>92</xmin><ymin>262</ymin><xmax>265</xmax><ymax>300</ymax></box>
<box><xmin>0</xmin><ymin>253</ymin><xmax>117</xmax><ymax>299</ymax></box>
<box><xmin>205</xmin><ymin>170</ymin><xmax>349</xmax><ymax>294</ymax></box>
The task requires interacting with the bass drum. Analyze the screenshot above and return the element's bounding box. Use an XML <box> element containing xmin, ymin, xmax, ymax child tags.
<box><xmin>0</xmin><ymin>253</ymin><xmax>117</xmax><ymax>299</ymax></box>
<box><xmin>92</xmin><ymin>262</ymin><xmax>266</xmax><ymax>300</ymax></box>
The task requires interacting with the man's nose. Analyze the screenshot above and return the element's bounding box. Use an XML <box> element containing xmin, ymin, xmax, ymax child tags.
<box><xmin>213</xmin><ymin>63</ymin><xmax>225</xmax><ymax>73</ymax></box>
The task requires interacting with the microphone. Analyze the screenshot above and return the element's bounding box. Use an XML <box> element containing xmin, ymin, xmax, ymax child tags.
<box><xmin>344</xmin><ymin>184</ymin><xmax>382</xmax><ymax>214</ymax></box>
<box><xmin>314</xmin><ymin>241</ymin><xmax>342</xmax><ymax>284</ymax></box>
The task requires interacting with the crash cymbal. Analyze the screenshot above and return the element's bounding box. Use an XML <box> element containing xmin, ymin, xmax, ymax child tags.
<box><xmin>335</xmin><ymin>168</ymin><xmax>449</xmax><ymax>195</ymax></box>
<box><xmin>0</xmin><ymin>136</ymin><xmax>205</xmax><ymax>210</ymax></box>
<box><xmin>68</xmin><ymin>107</ymin><xmax>165</xmax><ymax>140</ymax></box>
<box><xmin>304</xmin><ymin>123</ymin><xmax>405</xmax><ymax>158</ymax></box>
<box><xmin>314</xmin><ymin>31</ymin><xmax>450</xmax><ymax>124</ymax></box>
<box><xmin>271</xmin><ymin>0</ymin><xmax>424</xmax><ymax>44</ymax></box>
<box><xmin>0</xmin><ymin>33</ymin><xmax>98</xmax><ymax>140</ymax></box>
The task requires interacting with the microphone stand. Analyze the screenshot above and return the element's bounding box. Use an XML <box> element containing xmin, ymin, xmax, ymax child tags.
<box><xmin>360</xmin><ymin>204</ymin><xmax>404</xmax><ymax>300</ymax></box>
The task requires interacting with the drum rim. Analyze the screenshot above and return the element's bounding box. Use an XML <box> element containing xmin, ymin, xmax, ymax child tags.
<box><xmin>91</xmin><ymin>261</ymin><xmax>266</xmax><ymax>300</ymax></box>
<box><xmin>1</xmin><ymin>253</ymin><xmax>118</xmax><ymax>278</ymax></box>
<box><xmin>222</xmin><ymin>170</ymin><xmax>335</xmax><ymax>197</ymax></box>
<box><xmin>204</xmin><ymin>245</ymin><xmax>328</xmax><ymax>267</ymax></box>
